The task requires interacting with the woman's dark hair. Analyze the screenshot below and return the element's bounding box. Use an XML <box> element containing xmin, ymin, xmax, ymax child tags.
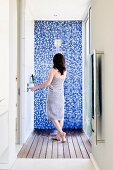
<box><xmin>53</xmin><ymin>53</ymin><xmax>66</xmax><ymax>75</ymax></box>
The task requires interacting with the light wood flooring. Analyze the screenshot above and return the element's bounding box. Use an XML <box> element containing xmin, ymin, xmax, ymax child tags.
<box><xmin>18</xmin><ymin>129</ymin><xmax>91</xmax><ymax>159</ymax></box>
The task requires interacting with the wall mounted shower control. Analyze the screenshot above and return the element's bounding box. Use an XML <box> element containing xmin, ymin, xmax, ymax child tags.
<box><xmin>27</xmin><ymin>74</ymin><xmax>34</xmax><ymax>92</ymax></box>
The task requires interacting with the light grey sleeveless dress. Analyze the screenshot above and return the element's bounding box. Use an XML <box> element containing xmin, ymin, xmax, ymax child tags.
<box><xmin>46</xmin><ymin>76</ymin><xmax>65</xmax><ymax>120</ymax></box>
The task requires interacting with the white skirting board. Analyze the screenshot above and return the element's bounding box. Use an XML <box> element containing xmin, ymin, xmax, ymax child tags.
<box><xmin>90</xmin><ymin>153</ymin><xmax>100</xmax><ymax>170</ymax></box>
<box><xmin>0</xmin><ymin>157</ymin><xmax>16</xmax><ymax>170</ymax></box>
<box><xmin>0</xmin><ymin>149</ymin><xmax>16</xmax><ymax>170</ymax></box>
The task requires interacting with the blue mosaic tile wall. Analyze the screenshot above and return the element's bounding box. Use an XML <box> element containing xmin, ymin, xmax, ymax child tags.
<box><xmin>34</xmin><ymin>21</ymin><xmax>82</xmax><ymax>129</ymax></box>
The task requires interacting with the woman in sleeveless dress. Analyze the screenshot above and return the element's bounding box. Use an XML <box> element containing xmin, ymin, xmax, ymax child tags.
<box><xmin>30</xmin><ymin>53</ymin><xmax>66</xmax><ymax>142</ymax></box>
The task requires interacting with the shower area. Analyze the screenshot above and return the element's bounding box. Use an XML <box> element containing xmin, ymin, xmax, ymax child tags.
<box><xmin>12</xmin><ymin>0</ymin><xmax>96</xmax><ymax>161</ymax></box>
<box><xmin>18</xmin><ymin>20</ymin><xmax>92</xmax><ymax>159</ymax></box>
<box><xmin>34</xmin><ymin>20</ymin><xmax>82</xmax><ymax>130</ymax></box>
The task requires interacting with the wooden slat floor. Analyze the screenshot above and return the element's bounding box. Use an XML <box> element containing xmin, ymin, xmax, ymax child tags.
<box><xmin>18</xmin><ymin>129</ymin><xmax>92</xmax><ymax>159</ymax></box>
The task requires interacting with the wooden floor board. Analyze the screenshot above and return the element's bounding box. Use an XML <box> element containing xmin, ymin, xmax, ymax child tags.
<box><xmin>18</xmin><ymin>130</ymin><xmax>91</xmax><ymax>159</ymax></box>
<box><xmin>76</xmin><ymin>133</ymin><xmax>89</xmax><ymax>159</ymax></box>
<box><xmin>33</xmin><ymin>136</ymin><xmax>44</xmax><ymax>158</ymax></box>
<box><xmin>67</xmin><ymin>136</ymin><xmax>76</xmax><ymax>158</ymax></box>
<box><xmin>57</xmin><ymin>141</ymin><xmax>64</xmax><ymax>158</ymax></box>
<box><xmin>51</xmin><ymin>140</ymin><xmax>58</xmax><ymax>158</ymax></box>
<box><xmin>39</xmin><ymin>136</ymin><xmax>48</xmax><ymax>159</ymax></box>
<box><xmin>80</xmin><ymin>132</ymin><xmax>92</xmax><ymax>156</ymax></box>
<box><xmin>72</xmin><ymin>135</ymin><xmax>83</xmax><ymax>158</ymax></box>
<box><xmin>27</xmin><ymin>134</ymin><xmax>39</xmax><ymax>158</ymax></box>
<box><xmin>63</xmin><ymin>136</ymin><xmax>70</xmax><ymax>158</ymax></box>
<box><xmin>21</xmin><ymin>133</ymin><xmax>36</xmax><ymax>158</ymax></box>
<box><xmin>17</xmin><ymin>132</ymin><xmax>35</xmax><ymax>158</ymax></box>
<box><xmin>46</xmin><ymin>136</ymin><xmax>53</xmax><ymax>159</ymax></box>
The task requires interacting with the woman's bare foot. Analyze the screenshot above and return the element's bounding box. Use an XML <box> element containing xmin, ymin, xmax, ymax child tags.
<box><xmin>52</xmin><ymin>133</ymin><xmax>61</xmax><ymax>141</ymax></box>
<box><xmin>60</xmin><ymin>132</ymin><xmax>66</xmax><ymax>143</ymax></box>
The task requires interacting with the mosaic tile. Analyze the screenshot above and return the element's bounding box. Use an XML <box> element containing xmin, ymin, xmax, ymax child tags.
<box><xmin>34</xmin><ymin>21</ymin><xmax>82</xmax><ymax>129</ymax></box>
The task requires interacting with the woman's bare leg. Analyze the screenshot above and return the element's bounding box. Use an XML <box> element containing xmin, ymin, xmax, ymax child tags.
<box><xmin>59</xmin><ymin>119</ymin><xmax>64</xmax><ymax>129</ymax></box>
<box><xmin>52</xmin><ymin>119</ymin><xmax>66</xmax><ymax>142</ymax></box>
<box><xmin>52</xmin><ymin>120</ymin><xmax>63</xmax><ymax>133</ymax></box>
<box><xmin>52</xmin><ymin>120</ymin><xmax>62</xmax><ymax>140</ymax></box>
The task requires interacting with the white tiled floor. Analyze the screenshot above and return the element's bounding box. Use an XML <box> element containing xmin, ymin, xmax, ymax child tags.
<box><xmin>11</xmin><ymin>158</ymin><xmax>95</xmax><ymax>170</ymax></box>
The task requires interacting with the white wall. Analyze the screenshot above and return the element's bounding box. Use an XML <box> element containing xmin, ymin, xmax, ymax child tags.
<box><xmin>83</xmin><ymin>11</ymin><xmax>93</xmax><ymax>140</ymax></box>
<box><xmin>91</xmin><ymin>0</ymin><xmax>113</xmax><ymax>169</ymax></box>
<box><xmin>0</xmin><ymin>0</ymin><xmax>9</xmax><ymax>160</ymax></box>
<box><xmin>8</xmin><ymin>0</ymin><xmax>17</xmax><ymax>165</ymax></box>
<box><xmin>24</xmin><ymin>18</ymin><xmax>34</xmax><ymax>142</ymax></box>
<box><xmin>0</xmin><ymin>1</ymin><xmax>34</xmax><ymax>169</ymax></box>
<box><xmin>0</xmin><ymin>1</ymin><xmax>9</xmax><ymax>102</ymax></box>
<box><xmin>0</xmin><ymin>0</ymin><xmax>17</xmax><ymax>169</ymax></box>
<box><xmin>20</xmin><ymin>0</ymin><xmax>34</xmax><ymax>143</ymax></box>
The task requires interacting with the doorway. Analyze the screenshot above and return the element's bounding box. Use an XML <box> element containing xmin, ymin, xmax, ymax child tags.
<box><xmin>16</xmin><ymin>0</ymin><xmax>92</xmax><ymax>160</ymax></box>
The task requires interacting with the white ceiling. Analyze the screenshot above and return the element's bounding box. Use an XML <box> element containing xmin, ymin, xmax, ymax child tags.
<box><xmin>27</xmin><ymin>0</ymin><xmax>91</xmax><ymax>20</ymax></box>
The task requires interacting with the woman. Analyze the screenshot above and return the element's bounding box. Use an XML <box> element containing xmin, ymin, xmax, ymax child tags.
<box><xmin>30</xmin><ymin>53</ymin><xmax>66</xmax><ymax>142</ymax></box>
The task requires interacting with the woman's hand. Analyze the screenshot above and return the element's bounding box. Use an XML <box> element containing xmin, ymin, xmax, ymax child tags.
<box><xmin>30</xmin><ymin>86</ymin><xmax>37</xmax><ymax>91</ymax></box>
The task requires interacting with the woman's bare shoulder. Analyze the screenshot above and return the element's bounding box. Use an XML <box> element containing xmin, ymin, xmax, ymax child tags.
<box><xmin>49</xmin><ymin>68</ymin><xmax>56</xmax><ymax>75</ymax></box>
<box><xmin>64</xmin><ymin>70</ymin><xmax>67</xmax><ymax>76</ymax></box>
<box><xmin>51</xmin><ymin>68</ymin><xmax>58</xmax><ymax>73</ymax></box>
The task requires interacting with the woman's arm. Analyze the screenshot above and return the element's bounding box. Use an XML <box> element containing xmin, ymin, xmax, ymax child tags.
<box><xmin>30</xmin><ymin>69</ymin><xmax>54</xmax><ymax>91</ymax></box>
